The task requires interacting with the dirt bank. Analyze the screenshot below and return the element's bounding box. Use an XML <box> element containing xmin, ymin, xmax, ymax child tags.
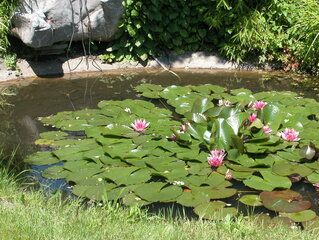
<box><xmin>0</xmin><ymin>52</ymin><xmax>255</xmax><ymax>84</ymax></box>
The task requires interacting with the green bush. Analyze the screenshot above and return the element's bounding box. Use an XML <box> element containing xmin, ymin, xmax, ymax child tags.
<box><xmin>0</xmin><ymin>0</ymin><xmax>19</xmax><ymax>57</ymax></box>
<box><xmin>200</xmin><ymin>1</ymin><xmax>295</xmax><ymax>65</ymax></box>
<box><xmin>100</xmin><ymin>0</ymin><xmax>213</xmax><ymax>63</ymax></box>
<box><xmin>101</xmin><ymin>0</ymin><xmax>319</xmax><ymax>74</ymax></box>
<box><xmin>288</xmin><ymin>0</ymin><xmax>319</xmax><ymax>74</ymax></box>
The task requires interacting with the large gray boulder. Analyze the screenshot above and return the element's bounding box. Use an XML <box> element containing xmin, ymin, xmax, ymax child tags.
<box><xmin>11</xmin><ymin>0</ymin><xmax>124</xmax><ymax>48</ymax></box>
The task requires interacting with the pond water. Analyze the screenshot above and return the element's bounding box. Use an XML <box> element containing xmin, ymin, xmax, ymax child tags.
<box><xmin>2</xmin><ymin>69</ymin><xmax>319</xmax><ymax>221</ymax></box>
<box><xmin>6</xmin><ymin>70</ymin><xmax>317</xmax><ymax>154</ymax></box>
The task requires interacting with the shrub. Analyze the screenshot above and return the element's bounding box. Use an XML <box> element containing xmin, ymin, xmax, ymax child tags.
<box><xmin>0</xmin><ymin>0</ymin><xmax>19</xmax><ymax>57</ymax></box>
<box><xmin>101</xmin><ymin>0</ymin><xmax>319</xmax><ymax>74</ymax></box>
<box><xmin>100</xmin><ymin>0</ymin><xmax>213</xmax><ymax>63</ymax></box>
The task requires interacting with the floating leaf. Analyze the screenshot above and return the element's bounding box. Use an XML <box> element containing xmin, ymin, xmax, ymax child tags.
<box><xmin>191</xmin><ymin>98</ymin><xmax>214</xmax><ymax>113</ymax></box>
<box><xmin>280</xmin><ymin>210</ymin><xmax>316</xmax><ymax>222</ymax></box>
<box><xmin>176</xmin><ymin>190</ymin><xmax>210</xmax><ymax>207</ymax></box>
<box><xmin>39</xmin><ymin>131</ymin><xmax>68</xmax><ymax>140</ymax></box>
<box><xmin>272</xmin><ymin>162</ymin><xmax>312</xmax><ymax>177</ymax></box>
<box><xmin>24</xmin><ymin>152</ymin><xmax>60</xmax><ymax>165</ymax></box>
<box><xmin>260</xmin><ymin>190</ymin><xmax>311</xmax><ymax>213</ymax></box>
<box><xmin>239</xmin><ymin>194</ymin><xmax>263</xmax><ymax>207</ymax></box>
<box><xmin>195</xmin><ymin>186</ymin><xmax>237</xmax><ymax>199</ymax></box>
<box><xmin>243</xmin><ymin>171</ymin><xmax>291</xmax><ymax>191</ymax></box>
<box><xmin>194</xmin><ymin>201</ymin><xmax>238</xmax><ymax>220</ymax></box>
<box><xmin>122</xmin><ymin>193</ymin><xmax>151</xmax><ymax>206</ymax></box>
<box><xmin>41</xmin><ymin>165</ymin><xmax>68</xmax><ymax>179</ymax></box>
<box><xmin>134</xmin><ymin>182</ymin><xmax>182</xmax><ymax>202</ymax></box>
<box><xmin>72</xmin><ymin>183</ymin><xmax>117</xmax><ymax>201</ymax></box>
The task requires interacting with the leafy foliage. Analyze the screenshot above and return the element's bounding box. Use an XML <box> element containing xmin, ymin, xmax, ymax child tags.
<box><xmin>24</xmin><ymin>82</ymin><xmax>319</xmax><ymax>222</ymax></box>
<box><xmin>0</xmin><ymin>0</ymin><xmax>19</xmax><ymax>56</ymax></box>
<box><xmin>100</xmin><ymin>0</ymin><xmax>214</xmax><ymax>63</ymax></box>
<box><xmin>99</xmin><ymin>0</ymin><xmax>319</xmax><ymax>74</ymax></box>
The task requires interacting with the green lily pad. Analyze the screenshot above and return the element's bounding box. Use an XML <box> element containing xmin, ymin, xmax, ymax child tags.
<box><xmin>193</xmin><ymin>186</ymin><xmax>237</xmax><ymax>199</ymax></box>
<box><xmin>72</xmin><ymin>183</ymin><xmax>117</xmax><ymax>201</ymax></box>
<box><xmin>187</xmin><ymin>172</ymin><xmax>227</xmax><ymax>188</ymax></box>
<box><xmin>66</xmin><ymin>167</ymin><xmax>104</xmax><ymax>184</ymax></box>
<box><xmin>39</xmin><ymin>131</ymin><xmax>68</xmax><ymax>140</ymax></box>
<box><xmin>122</xmin><ymin>193</ymin><xmax>151</xmax><ymax>206</ymax></box>
<box><xmin>306</xmin><ymin>172</ymin><xmax>319</xmax><ymax>184</ymax></box>
<box><xmin>280</xmin><ymin>210</ymin><xmax>316</xmax><ymax>222</ymax></box>
<box><xmin>176</xmin><ymin>190</ymin><xmax>210</xmax><ymax>207</ymax></box>
<box><xmin>239</xmin><ymin>194</ymin><xmax>263</xmax><ymax>207</ymax></box>
<box><xmin>41</xmin><ymin>165</ymin><xmax>68</xmax><ymax>179</ymax></box>
<box><xmin>102</xmin><ymin>166</ymin><xmax>139</xmax><ymax>183</ymax></box>
<box><xmin>243</xmin><ymin>171</ymin><xmax>291</xmax><ymax>191</ymax></box>
<box><xmin>24</xmin><ymin>151</ymin><xmax>60</xmax><ymax>165</ymax></box>
<box><xmin>272</xmin><ymin>162</ymin><xmax>313</xmax><ymax>177</ymax></box>
<box><xmin>194</xmin><ymin>201</ymin><xmax>238</xmax><ymax>220</ymax></box>
<box><xmin>134</xmin><ymin>182</ymin><xmax>183</xmax><ymax>202</ymax></box>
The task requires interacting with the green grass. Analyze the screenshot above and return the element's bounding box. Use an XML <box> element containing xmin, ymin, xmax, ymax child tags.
<box><xmin>1</xmin><ymin>167</ymin><xmax>319</xmax><ymax>240</ymax></box>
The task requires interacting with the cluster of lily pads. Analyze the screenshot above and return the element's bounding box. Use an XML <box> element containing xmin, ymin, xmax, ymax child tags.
<box><xmin>24</xmin><ymin>83</ymin><xmax>319</xmax><ymax>226</ymax></box>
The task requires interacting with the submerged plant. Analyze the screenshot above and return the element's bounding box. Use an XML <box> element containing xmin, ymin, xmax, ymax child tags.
<box><xmin>24</xmin><ymin>83</ymin><xmax>319</xmax><ymax>223</ymax></box>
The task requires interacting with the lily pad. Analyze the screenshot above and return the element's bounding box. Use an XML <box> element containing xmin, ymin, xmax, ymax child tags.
<box><xmin>260</xmin><ymin>190</ymin><xmax>311</xmax><ymax>213</ymax></box>
<box><xmin>194</xmin><ymin>201</ymin><xmax>238</xmax><ymax>220</ymax></box>
<box><xmin>122</xmin><ymin>193</ymin><xmax>151</xmax><ymax>206</ymax></box>
<box><xmin>280</xmin><ymin>210</ymin><xmax>316</xmax><ymax>222</ymax></box>
<box><xmin>24</xmin><ymin>151</ymin><xmax>60</xmax><ymax>165</ymax></box>
<box><xmin>41</xmin><ymin>165</ymin><xmax>68</xmax><ymax>179</ymax></box>
<box><xmin>176</xmin><ymin>190</ymin><xmax>210</xmax><ymax>207</ymax></box>
<box><xmin>134</xmin><ymin>182</ymin><xmax>183</xmax><ymax>202</ymax></box>
<box><xmin>272</xmin><ymin>162</ymin><xmax>313</xmax><ymax>177</ymax></box>
<box><xmin>243</xmin><ymin>171</ymin><xmax>291</xmax><ymax>191</ymax></box>
<box><xmin>72</xmin><ymin>183</ymin><xmax>117</xmax><ymax>201</ymax></box>
<box><xmin>239</xmin><ymin>194</ymin><xmax>263</xmax><ymax>207</ymax></box>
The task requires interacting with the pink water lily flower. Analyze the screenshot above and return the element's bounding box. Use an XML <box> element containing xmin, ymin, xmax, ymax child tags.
<box><xmin>248</xmin><ymin>113</ymin><xmax>257</xmax><ymax>123</ymax></box>
<box><xmin>207</xmin><ymin>149</ymin><xmax>226</xmax><ymax>167</ymax></box>
<box><xmin>278</xmin><ymin>128</ymin><xmax>300</xmax><ymax>141</ymax></box>
<box><xmin>249</xmin><ymin>101</ymin><xmax>268</xmax><ymax>109</ymax></box>
<box><xmin>225</xmin><ymin>169</ymin><xmax>233</xmax><ymax>180</ymax></box>
<box><xmin>131</xmin><ymin>119</ymin><xmax>150</xmax><ymax>132</ymax></box>
<box><xmin>218</xmin><ymin>99</ymin><xmax>231</xmax><ymax>107</ymax></box>
<box><xmin>263</xmin><ymin>125</ymin><xmax>272</xmax><ymax>134</ymax></box>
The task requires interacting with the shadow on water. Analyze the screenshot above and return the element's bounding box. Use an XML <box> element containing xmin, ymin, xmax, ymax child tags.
<box><xmin>1</xmin><ymin>69</ymin><xmax>319</xmax><ymax>218</ymax></box>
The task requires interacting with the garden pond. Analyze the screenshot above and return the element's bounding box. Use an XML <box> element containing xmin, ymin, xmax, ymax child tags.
<box><xmin>3</xmin><ymin>69</ymin><xmax>319</xmax><ymax>228</ymax></box>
